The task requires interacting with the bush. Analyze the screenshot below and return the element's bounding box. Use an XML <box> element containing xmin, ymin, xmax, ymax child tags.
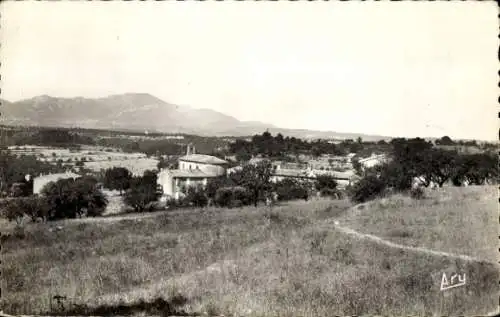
<box><xmin>320</xmin><ymin>187</ymin><xmax>343</xmax><ymax>199</ymax></box>
<box><xmin>349</xmin><ymin>174</ymin><xmax>387</xmax><ymax>203</ymax></box>
<box><xmin>410</xmin><ymin>186</ymin><xmax>425</xmax><ymax>200</ymax></box>
<box><xmin>274</xmin><ymin>179</ymin><xmax>309</xmax><ymax>201</ymax></box>
<box><xmin>124</xmin><ymin>175</ymin><xmax>160</xmax><ymax>212</ymax></box>
<box><xmin>314</xmin><ymin>175</ymin><xmax>338</xmax><ymax>192</ymax></box>
<box><xmin>214</xmin><ymin>187</ymin><xmax>233</xmax><ymax>207</ymax></box>
<box><xmin>1</xmin><ymin>196</ymin><xmax>50</xmax><ymax>224</ymax></box>
<box><xmin>214</xmin><ymin>186</ymin><xmax>251</xmax><ymax>208</ymax></box>
<box><xmin>183</xmin><ymin>186</ymin><xmax>208</xmax><ymax>207</ymax></box>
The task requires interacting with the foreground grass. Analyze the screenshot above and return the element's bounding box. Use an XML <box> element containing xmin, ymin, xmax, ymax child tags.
<box><xmin>2</xmin><ymin>196</ymin><xmax>498</xmax><ymax>316</ymax></box>
<box><xmin>337</xmin><ymin>185</ymin><xmax>498</xmax><ymax>262</ymax></box>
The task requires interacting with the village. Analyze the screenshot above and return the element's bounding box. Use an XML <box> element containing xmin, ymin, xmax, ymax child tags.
<box><xmin>3</xmin><ymin>133</ymin><xmax>391</xmax><ymax>214</ymax></box>
<box><xmin>1</xmin><ymin>2</ymin><xmax>497</xmax><ymax>316</ymax></box>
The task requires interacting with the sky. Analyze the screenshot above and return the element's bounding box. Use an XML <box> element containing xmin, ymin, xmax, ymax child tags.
<box><xmin>1</xmin><ymin>1</ymin><xmax>498</xmax><ymax>141</ymax></box>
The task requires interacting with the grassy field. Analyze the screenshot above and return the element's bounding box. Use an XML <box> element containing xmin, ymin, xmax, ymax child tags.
<box><xmin>337</xmin><ymin>185</ymin><xmax>498</xmax><ymax>262</ymax></box>
<box><xmin>2</xmin><ymin>191</ymin><xmax>498</xmax><ymax>316</ymax></box>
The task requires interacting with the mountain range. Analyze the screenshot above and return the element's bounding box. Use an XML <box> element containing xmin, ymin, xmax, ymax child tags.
<box><xmin>1</xmin><ymin>93</ymin><xmax>388</xmax><ymax>140</ymax></box>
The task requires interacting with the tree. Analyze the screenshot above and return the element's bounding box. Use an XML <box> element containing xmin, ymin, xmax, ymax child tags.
<box><xmin>389</xmin><ymin>137</ymin><xmax>433</xmax><ymax>184</ymax></box>
<box><xmin>377</xmin><ymin>140</ymin><xmax>387</xmax><ymax>145</ymax></box>
<box><xmin>273</xmin><ymin>178</ymin><xmax>309</xmax><ymax>201</ymax></box>
<box><xmin>123</xmin><ymin>173</ymin><xmax>160</xmax><ymax>212</ymax></box>
<box><xmin>349</xmin><ymin>174</ymin><xmax>387</xmax><ymax>203</ymax></box>
<box><xmin>103</xmin><ymin>167</ymin><xmax>132</xmax><ymax>195</ymax></box>
<box><xmin>0</xmin><ymin>150</ymin><xmax>63</xmax><ymax>194</ymax></box>
<box><xmin>436</xmin><ymin>136</ymin><xmax>454</xmax><ymax>146</ymax></box>
<box><xmin>235</xmin><ymin>160</ymin><xmax>273</xmax><ymax>207</ymax></box>
<box><xmin>378</xmin><ymin>161</ymin><xmax>413</xmax><ymax>191</ymax></box>
<box><xmin>206</xmin><ymin>177</ymin><xmax>234</xmax><ymax>200</ymax></box>
<box><xmin>42</xmin><ymin>177</ymin><xmax>107</xmax><ymax>220</ymax></box>
<box><xmin>235</xmin><ymin>150</ymin><xmax>252</xmax><ymax>162</ymax></box>
<box><xmin>2</xmin><ymin>196</ymin><xmax>50</xmax><ymax>223</ymax></box>
<box><xmin>314</xmin><ymin>174</ymin><xmax>340</xmax><ymax>197</ymax></box>
<box><xmin>421</xmin><ymin>149</ymin><xmax>457</xmax><ymax>187</ymax></box>
<box><xmin>351</xmin><ymin>157</ymin><xmax>363</xmax><ymax>176</ymax></box>
<box><xmin>451</xmin><ymin>153</ymin><xmax>497</xmax><ymax>186</ymax></box>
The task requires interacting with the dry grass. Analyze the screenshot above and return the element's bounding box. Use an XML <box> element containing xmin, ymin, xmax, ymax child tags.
<box><xmin>338</xmin><ymin>185</ymin><xmax>498</xmax><ymax>262</ymax></box>
<box><xmin>2</xmin><ymin>194</ymin><xmax>498</xmax><ymax>316</ymax></box>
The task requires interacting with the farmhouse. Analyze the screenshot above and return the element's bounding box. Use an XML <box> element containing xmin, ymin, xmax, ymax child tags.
<box><xmin>157</xmin><ymin>144</ymin><xmax>228</xmax><ymax>200</ymax></box>
<box><xmin>33</xmin><ymin>172</ymin><xmax>81</xmax><ymax>195</ymax></box>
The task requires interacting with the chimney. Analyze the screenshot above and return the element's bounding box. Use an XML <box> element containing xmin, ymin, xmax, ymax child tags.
<box><xmin>192</xmin><ymin>145</ymin><xmax>196</xmax><ymax>154</ymax></box>
<box><xmin>186</xmin><ymin>144</ymin><xmax>191</xmax><ymax>156</ymax></box>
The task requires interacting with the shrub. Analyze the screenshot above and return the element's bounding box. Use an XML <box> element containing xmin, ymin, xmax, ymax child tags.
<box><xmin>410</xmin><ymin>186</ymin><xmax>425</xmax><ymax>200</ymax></box>
<box><xmin>183</xmin><ymin>186</ymin><xmax>208</xmax><ymax>207</ymax></box>
<box><xmin>214</xmin><ymin>186</ymin><xmax>251</xmax><ymax>208</ymax></box>
<box><xmin>315</xmin><ymin>175</ymin><xmax>338</xmax><ymax>191</ymax></box>
<box><xmin>320</xmin><ymin>187</ymin><xmax>343</xmax><ymax>199</ymax></box>
<box><xmin>124</xmin><ymin>174</ymin><xmax>159</xmax><ymax>212</ymax></box>
<box><xmin>315</xmin><ymin>175</ymin><xmax>339</xmax><ymax>198</ymax></box>
<box><xmin>1</xmin><ymin>196</ymin><xmax>50</xmax><ymax>224</ymax></box>
<box><xmin>274</xmin><ymin>179</ymin><xmax>309</xmax><ymax>201</ymax></box>
<box><xmin>349</xmin><ymin>174</ymin><xmax>387</xmax><ymax>203</ymax></box>
<box><xmin>214</xmin><ymin>187</ymin><xmax>234</xmax><ymax>207</ymax></box>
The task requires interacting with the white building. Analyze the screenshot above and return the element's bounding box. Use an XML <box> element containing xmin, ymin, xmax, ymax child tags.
<box><xmin>157</xmin><ymin>144</ymin><xmax>228</xmax><ymax>200</ymax></box>
<box><xmin>33</xmin><ymin>172</ymin><xmax>81</xmax><ymax>195</ymax></box>
<box><xmin>358</xmin><ymin>154</ymin><xmax>388</xmax><ymax>169</ymax></box>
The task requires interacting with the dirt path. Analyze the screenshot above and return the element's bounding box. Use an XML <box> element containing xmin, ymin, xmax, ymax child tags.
<box><xmin>324</xmin><ymin>219</ymin><xmax>494</xmax><ymax>264</ymax></box>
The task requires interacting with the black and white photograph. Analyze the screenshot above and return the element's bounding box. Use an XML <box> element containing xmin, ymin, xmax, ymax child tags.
<box><xmin>0</xmin><ymin>1</ymin><xmax>498</xmax><ymax>316</ymax></box>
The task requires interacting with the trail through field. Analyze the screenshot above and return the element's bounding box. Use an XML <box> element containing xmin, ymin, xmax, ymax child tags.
<box><xmin>325</xmin><ymin>219</ymin><xmax>494</xmax><ymax>264</ymax></box>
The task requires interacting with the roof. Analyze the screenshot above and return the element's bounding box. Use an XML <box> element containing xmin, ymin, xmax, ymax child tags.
<box><xmin>358</xmin><ymin>154</ymin><xmax>387</xmax><ymax>163</ymax></box>
<box><xmin>273</xmin><ymin>169</ymin><xmax>357</xmax><ymax>180</ymax></box>
<box><xmin>315</xmin><ymin>170</ymin><xmax>357</xmax><ymax>180</ymax></box>
<box><xmin>179</xmin><ymin>154</ymin><xmax>228</xmax><ymax>165</ymax></box>
<box><xmin>273</xmin><ymin>169</ymin><xmax>315</xmax><ymax>179</ymax></box>
<box><xmin>167</xmin><ymin>169</ymin><xmax>220</xmax><ymax>178</ymax></box>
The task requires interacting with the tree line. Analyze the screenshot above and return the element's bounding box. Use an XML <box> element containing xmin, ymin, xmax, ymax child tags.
<box><xmin>1</xmin><ymin>162</ymin><xmax>343</xmax><ymax>224</ymax></box>
<box><xmin>228</xmin><ymin>131</ymin><xmax>394</xmax><ymax>161</ymax></box>
<box><xmin>349</xmin><ymin>137</ymin><xmax>497</xmax><ymax>203</ymax></box>
<box><xmin>0</xmin><ymin>150</ymin><xmax>67</xmax><ymax>196</ymax></box>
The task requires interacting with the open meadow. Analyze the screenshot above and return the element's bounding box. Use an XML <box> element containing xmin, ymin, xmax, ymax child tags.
<box><xmin>2</xmin><ymin>187</ymin><xmax>498</xmax><ymax>316</ymax></box>
<box><xmin>336</xmin><ymin>185</ymin><xmax>498</xmax><ymax>262</ymax></box>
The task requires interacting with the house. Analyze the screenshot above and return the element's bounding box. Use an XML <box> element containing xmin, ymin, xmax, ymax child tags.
<box><xmin>157</xmin><ymin>144</ymin><xmax>228</xmax><ymax>200</ymax></box>
<box><xmin>270</xmin><ymin>168</ymin><xmax>316</xmax><ymax>183</ymax></box>
<box><xmin>358</xmin><ymin>154</ymin><xmax>388</xmax><ymax>169</ymax></box>
<box><xmin>312</xmin><ymin>169</ymin><xmax>360</xmax><ymax>188</ymax></box>
<box><xmin>33</xmin><ymin>172</ymin><xmax>81</xmax><ymax>195</ymax></box>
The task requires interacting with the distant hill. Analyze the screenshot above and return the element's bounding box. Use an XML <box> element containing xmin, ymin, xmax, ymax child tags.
<box><xmin>1</xmin><ymin>93</ymin><xmax>388</xmax><ymax>141</ymax></box>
